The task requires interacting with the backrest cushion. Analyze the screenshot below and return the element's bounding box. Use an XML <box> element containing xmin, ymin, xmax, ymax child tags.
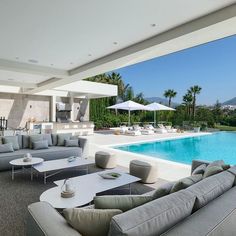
<box><xmin>108</xmin><ymin>190</ymin><xmax>196</xmax><ymax>236</ymax></box>
<box><xmin>17</xmin><ymin>135</ymin><xmax>23</xmax><ymax>149</ymax></box>
<box><xmin>22</xmin><ymin>135</ymin><xmax>30</xmax><ymax>148</ymax></box>
<box><xmin>57</xmin><ymin>133</ymin><xmax>72</xmax><ymax>146</ymax></box>
<box><xmin>0</xmin><ymin>143</ymin><xmax>14</xmax><ymax>153</ymax></box>
<box><xmin>186</xmin><ymin>171</ymin><xmax>235</xmax><ymax>212</ymax></box>
<box><xmin>42</xmin><ymin>134</ymin><xmax>52</xmax><ymax>146</ymax></box>
<box><xmin>51</xmin><ymin>134</ymin><xmax>58</xmax><ymax>146</ymax></box>
<box><xmin>2</xmin><ymin>136</ymin><xmax>20</xmax><ymax>150</ymax></box>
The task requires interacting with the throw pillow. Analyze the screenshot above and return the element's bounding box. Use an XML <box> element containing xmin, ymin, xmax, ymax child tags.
<box><xmin>222</xmin><ymin>164</ymin><xmax>231</xmax><ymax>170</ymax></box>
<box><xmin>32</xmin><ymin>140</ymin><xmax>49</xmax><ymax>150</ymax></box>
<box><xmin>170</xmin><ymin>174</ymin><xmax>203</xmax><ymax>193</ymax></box>
<box><xmin>152</xmin><ymin>182</ymin><xmax>175</xmax><ymax>199</ymax></box>
<box><xmin>94</xmin><ymin>195</ymin><xmax>153</xmax><ymax>212</ymax></box>
<box><xmin>2</xmin><ymin>136</ymin><xmax>19</xmax><ymax>150</ymax></box>
<box><xmin>208</xmin><ymin>160</ymin><xmax>225</xmax><ymax>168</ymax></box>
<box><xmin>57</xmin><ymin>133</ymin><xmax>72</xmax><ymax>146</ymax></box>
<box><xmin>63</xmin><ymin>208</ymin><xmax>122</xmax><ymax>236</ymax></box>
<box><xmin>203</xmin><ymin>165</ymin><xmax>223</xmax><ymax>178</ymax></box>
<box><xmin>29</xmin><ymin>135</ymin><xmax>43</xmax><ymax>149</ymax></box>
<box><xmin>192</xmin><ymin>164</ymin><xmax>207</xmax><ymax>175</ymax></box>
<box><xmin>65</xmin><ymin>139</ymin><xmax>79</xmax><ymax>147</ymax></box>
<box><xmin>0</xmin><ymin>143</ymin><xmax>14</xmax><ymax>153</ymax></box>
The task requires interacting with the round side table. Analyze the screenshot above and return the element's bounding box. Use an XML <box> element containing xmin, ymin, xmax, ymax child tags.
<box><xmin>9</xmin><ymin>157</ymin><xmax>44</xmax><ymax>180</ymax></box>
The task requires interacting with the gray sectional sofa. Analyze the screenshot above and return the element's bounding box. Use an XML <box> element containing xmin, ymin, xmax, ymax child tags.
<box><xmin>27</xmin><ymin>160</ymin><xmax>236</xmax><ymax>236</ymax></box>
<box><xmin>0</xmin><ymin>133</ymin><xmax>89</xmax><ymax>171</ymax></box>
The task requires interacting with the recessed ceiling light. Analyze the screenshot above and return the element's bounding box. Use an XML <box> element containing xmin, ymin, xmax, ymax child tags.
<box><xmin>88</xmin><ymin>54</ymin><xmax>92</xmax><ymax>57</ymax></box>
<box><xmin>15</xmin><ymin>57</ymin><xmax>19</xmax><ymax>60</ymax></box>
<box><xmin>113</xmin><ymin>42</ymin><xmax>118</xmax><ymax>45</ymax></box>
<box><xmin>28</xmin><ymin>59</ymin><xmax>38</xmax><ymax>63</ymax></box>
<box><xmin>50</xmin><ymin>63</ymin><xmax>54</xmax><ymax>66</ymax></box>
<box><xmin>7</xmin><ymin>78</ymin><xmax>14</xmax><ymax>81</ymax></box>
<box><xmin>151</xmin><ymin>24</ymin><xmax>156</xmax><ymax>27</ymax></box>
<box><xmin>70</xmin><ymin>62</ymin><xmax>73</xmax><ymax>65</ymax></box>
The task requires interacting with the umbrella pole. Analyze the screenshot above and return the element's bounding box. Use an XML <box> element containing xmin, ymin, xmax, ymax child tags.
<box><xmin>128</xmin><ymin>110</ymin><xmax>131</xmax><ymax>127</ymax></box>
<box><xmin>154</xmin><ymin>111</ymin><xmax>156</xmax><ymax>127</ymax></box>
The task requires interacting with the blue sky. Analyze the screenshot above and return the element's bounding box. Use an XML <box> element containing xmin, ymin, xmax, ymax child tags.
<box><xmin>114</xmin><ymin>35</ymin><xmax>236</xmax><ymax>105</ymax></box>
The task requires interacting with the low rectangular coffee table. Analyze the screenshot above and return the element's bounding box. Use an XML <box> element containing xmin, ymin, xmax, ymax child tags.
<box><xmin>54</xmin><ymin>169</ymin><xmax>141</xmax><ymax>196</ymax></box>
<box><xmin>33</xmin><ymin>157</ymin><xmax>94</xmax><ymax>184</ymax></box>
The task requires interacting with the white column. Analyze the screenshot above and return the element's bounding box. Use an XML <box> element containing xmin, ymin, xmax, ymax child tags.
<box><xmin>69</xmin><ymin>96</ymin><xmax>74</xmax><ymax>122</ymax></box>
<box><xmin>51</xmin><ymin>96</ymin><xmax>56</xmax><ymax>122</ymax></box>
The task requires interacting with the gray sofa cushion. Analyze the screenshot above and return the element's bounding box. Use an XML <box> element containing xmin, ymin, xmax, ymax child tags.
<box><xmin>65</xmin><ymin>139</ymin><xmax>79</xmax><ymax>147</ymax></box>
<box><xmin>152</xmin><ymin>182</ymin><xmax>175</xmax><ymax>199</ymax></box>
<box><xmin>170</xmin><ymin>174</ymin><xmax>202</xmax><ymax>193</ymax></box>
<box><xmin>43</xmin><ymin>134</ymin><xmax>52</xmax><ymax>146</ymax></box>
<box><xmin>0</xmin><ymin>143</ymin><xmax>14</xmax><ymax>153</ymax></box>
<box><xmin>2</xmin><ymin>136</ymin><xmax>19</xmax><ymax>150</ymax></box>
<box><xmin>186</xmin><ymin>171</ymin><xmax>235</xmax><ymax>212</ymax></box>
<box><xmin>0</xmin><ymin>146</ymin><xmax>82</xmax><ymax>171</ymax></box>
<box><xmin>22</xmin><ymin>135</ymin><xmax>30</xmax><ymax>148</ymax></box>
<box><xmin>192</xmin><ymin>164</ymin><xmax>206</xmax><ymax>175</ymax></box>
<box><xmin>57</xmin><ymin>133</ymin><xmax>72</xmax><ymax>146</ymax></box>
<box><xmin>94</xmin><ymin>195</ymin><xmax>153</xmax><ymax>212</ymax></box>
<box><xmin>109</xmin><ymin>190</ymin><xmax>196</xmax><ymax>236</ymax></box>
<box><xmin>161</xmin><ymin>186</ymin><xmax>236</xmax><ymax>236</ymax></box>
<box><xmin>33</xmin><ymin>140</ymin><xmax>49</xmax><ymax>150</ymax></box>
<box><xmin>52</xmin><ymin>134</ymin><xmax>58</xmax><ymax>146</ymax></box>
<box><xmin>203</xmin><ymin>165</ymin><xmax>223</xmax><ymax>178</ymax></box>
<box><xmin>29</xmin><ymin>135</ymin><xmax>44</xmax><ymax>149</ymax></box>
<box><xmin>63</xmin><ymin>208</ymin><xmax>122</xmax><ymax>236</ymax></box>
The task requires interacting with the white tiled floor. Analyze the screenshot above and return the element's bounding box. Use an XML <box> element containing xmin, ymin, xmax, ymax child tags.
<box><xmin>86</xmin><ymin>130</ymin><xmax>210</xmax><ymax>182</ymax></box>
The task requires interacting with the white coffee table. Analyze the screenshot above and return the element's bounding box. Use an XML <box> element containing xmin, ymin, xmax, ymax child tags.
<box><xmin>9</xmin><ymin>157</ymin><xmax>44</xmax><ymax>180</ymax></box>
<box><xmin>40</xmin><ymin>169</ymin><xmax>141</xmax><ymax>208</ymax></box>
<box><xmin>33</xmin><ymin>157</ymin><xmax>94</xmax><ymax>184</ymax></box>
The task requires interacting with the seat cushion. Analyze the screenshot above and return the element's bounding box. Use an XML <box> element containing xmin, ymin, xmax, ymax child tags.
<box><xmin>2</xmin><ymin>136</ymin><xmax>19</xmax><ymax>150</ymax></box>
<box><xmin>94</xmin><ymin>195</ymin><xmax>153</xmax><ymax>212</ymax></box>
<box><xmin>63</xmin><ymin>208</ymin><xmax>122</xmax><ymax>236</ymax></box>
<box><xmin>186</xmin><ymin>171</ymin><xmax>235</xmax><ymax>211</ymax></box>
<box><xmin>109</xmin><ymin>190</ymin><xmax>196</xmax><ymax>236</ymax></box>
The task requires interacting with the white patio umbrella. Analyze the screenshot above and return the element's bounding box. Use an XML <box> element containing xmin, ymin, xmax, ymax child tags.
<box><xmin>107</xmin><ymin>100</ymin><xmax>147</xmax><ymax>126</ymax></box>
<box><xmin>145</xmin><ymin>102</ymin><xmax>175</xmax><ymax>127</ymax></box>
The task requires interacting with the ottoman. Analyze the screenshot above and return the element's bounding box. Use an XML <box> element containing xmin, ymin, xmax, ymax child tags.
<box><xmin>95</xmin><ymin>151</ymin><xmax>117</xmax><ymax>169</ymax></box>
<box><xmin>129</xmin><ymin>160</ymin><xmax>158</xmax><ymax>184</ymax></box>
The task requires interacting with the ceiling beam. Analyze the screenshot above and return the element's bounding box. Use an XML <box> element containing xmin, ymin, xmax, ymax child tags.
<box><xmin>28</xmin><ymin>3</ymin><xmax>236</xmax><ymax>94</ymax></box>
<box><xmin>0</xmin><ymin>79</ymin><xmax>37</xmax><ymax>88</ymax></box>
<box><xmin>0</xmin><ymin>59</ymin><xmax>68</xmax><ymax>77</ymax></box>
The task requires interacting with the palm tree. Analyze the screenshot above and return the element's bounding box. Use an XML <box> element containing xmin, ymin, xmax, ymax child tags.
<box><xmin>182</xmin><ymin>92</ymin><xmax>193</xmax><ymax>117</ymax></box>
<box><xmin>188</xmin><ymin>85</ymin><xmax>202</xmax><ymax>119</ymax></box>
<box><xmin>163</xmin><ymin>89</ymin><xmax>177</xmax><ymax>107</ymax></box>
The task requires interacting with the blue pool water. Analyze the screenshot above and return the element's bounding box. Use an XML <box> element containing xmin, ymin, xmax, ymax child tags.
<box><xmin>114</xmin><ymin>132</ymin><xmax>236</xmax><ymax>165</ymax></box>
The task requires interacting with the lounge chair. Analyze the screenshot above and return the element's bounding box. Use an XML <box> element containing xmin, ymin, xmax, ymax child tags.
<box><xmin>155</xmin><ymin>124</ymin><xmax>168</xmax><ymax>133</ymax></box>
<box><xmin>141</xmin><ymin>129</ymin><xmax>155</xmax><ymax>135</ymax></box>
<box><xmin>125</xmin><ymin>129</ymin><xmax>142</xmax><ymax>136</ymax></box>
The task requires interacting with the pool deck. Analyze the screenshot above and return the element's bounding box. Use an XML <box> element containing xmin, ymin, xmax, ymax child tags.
<box><xmin>87</xmin><ymin>131</ymin><xmax>211</xmax><ymax>182</ymax></box>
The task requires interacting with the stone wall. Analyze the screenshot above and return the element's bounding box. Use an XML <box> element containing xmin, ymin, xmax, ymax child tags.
<box><xmin>0</xmin><ymin>93</ymin><xmax>50</xmax><ymax>129</ymax></box>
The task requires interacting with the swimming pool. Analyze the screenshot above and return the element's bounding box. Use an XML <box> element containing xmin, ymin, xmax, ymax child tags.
<box><xmin>114</xmin><ymin>132</ymin><xmax>236</xmax><ymax>165</ymax></box>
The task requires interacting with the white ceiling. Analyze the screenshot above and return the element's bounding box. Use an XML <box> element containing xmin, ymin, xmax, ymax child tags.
<box><xmin>0</xmin><ymin>0</ymin><xmax>235</xmax><ymax>90</ymax></box>
<box><xmin>0</xmin><ymin>0</ymin><xmax>235</xmax><ymax>70</ymax></box>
